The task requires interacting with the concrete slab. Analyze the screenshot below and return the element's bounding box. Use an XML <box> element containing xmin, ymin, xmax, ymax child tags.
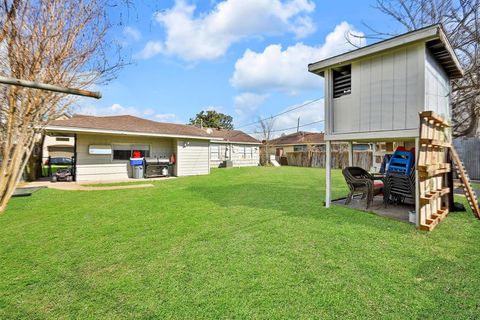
<box><xmin>333</xmin><ymin>195</ymin><xmax>413</xmax><ymax>223</ymax></box>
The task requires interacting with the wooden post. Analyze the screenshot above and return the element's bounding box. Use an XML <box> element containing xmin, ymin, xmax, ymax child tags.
<box><xmin>348</xmin><ymin>141</ymin><xmax>353</xmax><ymax>167</ymax></box>
<box><xmin>326</xmin><ymin>140</ymin><xmax>332</xmax><ymax>208</ymax></box>
<box><xmin>415</xmin><ymin>137</ymin><xmax>420</xmax><ymax>228</ymax></box>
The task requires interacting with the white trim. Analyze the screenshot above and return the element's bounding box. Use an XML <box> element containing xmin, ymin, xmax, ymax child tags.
<box><xmin>325</xmin><ymin>141</ymin><xmax>332</xmax><ymax>208</ymax></box>
<box><xmin>45</xmin><ymin>125</ymin><xmax>224</xmax><ymax>141</ymax></box>
<box><xmin>325</xmin><ymin>128</ymin><xmax>419</xmax><ymax>142</ymax></box>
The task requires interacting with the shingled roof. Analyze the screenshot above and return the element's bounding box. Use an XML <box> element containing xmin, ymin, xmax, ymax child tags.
<box><xmin>47</xmin><ymin>114</ymin><xmax>259</xmax><ymax>143</ymax></box>
<box><xmin>207</xmin><ymin>128</ymin><xmax>259</xmax><ymax>144</ymax></box>
<box><xmin>269</xmin><ymin>131</ymin><xmax>324</xmax><ymax>146</ymax></box>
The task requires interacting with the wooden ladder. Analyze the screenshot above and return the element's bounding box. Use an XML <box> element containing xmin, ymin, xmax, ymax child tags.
<box><xmin>450</xmin><ymin>146</ymin><xmax>480</xmax><ymax>219</ymax></box>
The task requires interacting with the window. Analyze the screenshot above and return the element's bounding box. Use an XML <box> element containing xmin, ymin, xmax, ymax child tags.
<box><xmin>333</xmin><ymin>65</ymin><xmax>351</xmax><ymax>98</ymax></box>
<box><xmin>245</xmin><ymin>146</ymin><xmax>252</xmax><ymax>159</ymax></box>
<box><xmin>56</xmin><ymin>137</ymin><xmax>70</xmax><ymax>142</ymax></box>
<box><xmin>112</xmin><ymin>144</ymin><xmax>150</xmax><ymax>160</ymax></box>
<box><xmin>211</xmin><ymin>145</ymin><xmax>220</xmax><ymax>161</ymax></box>
<box><xmin>293</xmin><ymin>145</ymin><xmax>307</xmax><ymax>152</ymax></box>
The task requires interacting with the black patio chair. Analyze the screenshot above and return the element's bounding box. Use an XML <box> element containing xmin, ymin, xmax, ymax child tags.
<box><xmin>342</xmin><ymin>166</ymin><xmax>383</xmax><ymax>209</ymax></box>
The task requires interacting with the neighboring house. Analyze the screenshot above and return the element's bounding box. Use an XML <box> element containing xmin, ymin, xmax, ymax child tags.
<box><xmin>42</xmin><ymin>135</ymin><xmax>74</xmax><ymax>162</ymax></box>
<box><xmin>267</xmin><ymin>131</ymin><xmax>325</xmax><ymax>156</ymax></box>
<box><xmin>45</xmin><ymin>114</ymin><xmax>259</xmax><ymax>182</ymax></box>
<box><xmin>42</xmin><ymin>114</ymin><xmax>74</xmax><ymax>163</ymax></box>
<box><xmin>207</xmin><ymin>129</ymin><xmax>260</xmax><ymax>168</ymax></box>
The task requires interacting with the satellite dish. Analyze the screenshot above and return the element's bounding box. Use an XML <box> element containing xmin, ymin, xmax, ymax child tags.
<box><xmin>206</xmin><ymin>128</ymin><xmax>213</xmax><ymax>134</ymax></box>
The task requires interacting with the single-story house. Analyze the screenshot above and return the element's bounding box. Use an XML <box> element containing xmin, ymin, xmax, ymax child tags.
<box><xmin>42</xmin><ymin>135</ymin><xmax>74</xmax><ymax>162</ymax></box>
<box><xmin>42</xmin><ymin>114</ymin><xmax>74</xmax><ymax>163</ymax></box>
<box><xmin>45</xmin><ymin>114</ymin><xmax>260</xmax><ymax>182</ymax></box>
<box><xmin>207</xmin><ymin>129</ymin><xmax>260</xmax><ymax>168</ymax></box>
<box><xmin>267</xmin><ymin>131</ymin><xmax>325</xmax><ymax>156</ymax></box>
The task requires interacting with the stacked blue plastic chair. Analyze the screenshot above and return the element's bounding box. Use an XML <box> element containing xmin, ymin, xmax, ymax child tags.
<box><xmin>383</xmin><ymin>148</ymin><xmax>416</xmax><ymax>206</ymax></box>
<box><xmin>387</xmin><ymin>149</ymin><xmax>414</xmax><ymax>175</ymax></box>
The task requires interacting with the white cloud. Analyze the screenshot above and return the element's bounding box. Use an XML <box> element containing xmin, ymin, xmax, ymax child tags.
<box><xmin>155</xmin><ymin>113</ymin><xmax>179</xmax><ymax>122</ymax></box>
<box><xmin>234</xmin><ymin>92</ymin><xmax>268</xmax><ymax>120</ymax></box>
<box><xmin>231</xmin><ymin>22</ymin><xmax>365</xmax><ymax>94</ymax></box>
<box><xmin>143</xmin><ymin>108</ymin><xmax>155</xmax><ymax>116</ymax></box>
<box><xmin>76</xmin><ymin>103</ymin><xmax>142</xmax><ymax>117</ymax></box>
<box><xmin>137</xmin><ymin>41</ymin><xmax>163</xmax><ymax>59</ymax></box>
<box><xmin>140</xmin><ymin>0</ymin><xmax>316</xmax><ymax>61</ymax></box>
<box><xmin>75</xmin><ymin>103</ymin><xmax>181</xmax><ymax>123</ymax></box>
<box><xmin>123</xmin><ymin>26</ymin><xmax>142</xmax><ymax>41</ymax></box>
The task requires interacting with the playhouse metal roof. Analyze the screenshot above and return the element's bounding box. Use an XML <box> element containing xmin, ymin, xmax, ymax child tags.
<box><xmin>308</xmin><ymin>24</ymin><xmax>463</xmax><ymax>79</ymax></box>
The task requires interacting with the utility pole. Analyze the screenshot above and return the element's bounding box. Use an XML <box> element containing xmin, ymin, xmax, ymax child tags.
<box><xmin>297</xmin><ymin>117</ymin><xmax>300</xmax><ymax>132</ymax></box>
<box><xmin>0</xmin><ymin>76</ymin><xmax>101</xmax><ymax>98</ymax></box>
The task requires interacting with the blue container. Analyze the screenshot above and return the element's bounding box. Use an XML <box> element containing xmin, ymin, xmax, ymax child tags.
<box><xmin>387</xmin><ymin>150</ymin><xmax>414</xmax><ymax>175</ymax></box>
<box><xmin>130</xmin><ymin>158</ymin><xmax>143</xmax><ymax>166</ymax></box>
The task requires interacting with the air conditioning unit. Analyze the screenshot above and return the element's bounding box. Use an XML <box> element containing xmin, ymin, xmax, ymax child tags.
<box><xmin>223</xmin><ymin>160</ymin><xmax>233</xmax><ymax>168</ymax></box>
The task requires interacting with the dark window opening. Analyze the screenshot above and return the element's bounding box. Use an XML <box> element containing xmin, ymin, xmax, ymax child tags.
<box><xmin>333</xmin><ymin>65</ymin><xmax>351</xmax><ymax>98</ymax></box>
<box><xmin>113</xmin><ymin>150</ymin><xmax>131</xmax><ymax>160</ymax></box>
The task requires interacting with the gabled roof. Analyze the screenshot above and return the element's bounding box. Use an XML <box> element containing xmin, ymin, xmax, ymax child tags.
<box><xmin>208</xmin><ymin>128</ymin><xmax>260</xmax><ymax>144</ymax></box>
<box><xmin>269</xmin><ymin>131</ymin><xmax>325</xmax><ymax>146</ymax></box>
<box><xmin>308</xmin><ymin>24</ymin><xmax>463</xmax><ymax>79</ymax></box>
<box><xmin>46</xmin><ymin>114</ymin><xmax>258</xmax><ymax>143</ymax></box>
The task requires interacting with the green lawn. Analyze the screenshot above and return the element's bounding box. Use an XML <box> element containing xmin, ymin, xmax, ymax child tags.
<box><xmin>1</xmin><ymin>167</ymin><xmax>480</xmax><ymax>318</ymax></box>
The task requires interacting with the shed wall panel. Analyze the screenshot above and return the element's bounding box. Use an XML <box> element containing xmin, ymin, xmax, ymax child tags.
<box><xmin>359</xmin><ymin>61</ymin><xmax>371</xmax><ymax>131</ymax></box>
<box><xmin>381</xmin><ymin>54</ymin><xmax>395</xmax><ymax>130</ymax></box>
<box><xmin>393</xmin><ymin>49</ymin><xmax>407</xmax><ymax>129</ymax></box>
<box><xmin>176</xmin><ymin>139</ymin><xmax>209</xmax><ymax>176</ymax></box>
<box><xmin>425</xmin><ymin>49</ymin><xmax>450</xmax><ymax>118</ymax></box>
<box><xmin>329</xmin><ymin>43</ymin><xmax>425</xmax><ymax>140</ymax></box>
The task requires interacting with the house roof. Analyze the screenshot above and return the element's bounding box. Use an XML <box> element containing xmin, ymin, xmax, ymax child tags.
<box><xmin>46</xmin><ymin>114</ymin><xmax>258</xmax><ymax>143</ymax></box>
<box><xmin>269</xmin><ymin>131</ymin><xmax>325</xmax><ymax>146</ymax></box>
<box><xmin>208</xmin><ymin>128</ymin><xmax>260</xmax><ymax>144</ymax></box>
<box><xmin>308</xmin><ymin>24</ymin><xmax>463</xmax><ymax>79</ymax></box>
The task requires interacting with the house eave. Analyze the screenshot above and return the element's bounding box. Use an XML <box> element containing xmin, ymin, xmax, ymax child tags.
<box><xmin>45</xmin><ymin>125</ymin><xmax>224</xmax><ymax>141</ymax></box>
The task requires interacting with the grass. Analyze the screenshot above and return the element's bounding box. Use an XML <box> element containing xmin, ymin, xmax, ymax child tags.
<box><xmin>42</xmin><ymin>164</ymin><xmax>71</xmax><ymax>176</ymax></box>
<box><xmin>1</xmin><ymin>167</ymin><xmax>480</xmax><ymax>318</ymax></box>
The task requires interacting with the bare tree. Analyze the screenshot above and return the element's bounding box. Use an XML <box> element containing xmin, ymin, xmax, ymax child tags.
<box><xmin>370</xmin><ymin>0</ymin><xmax>480</xmax><ymax>137</ymax></box>
<box><xmin>256</xmin><ymin>118</ymin><xmax>276</xmax><ymax>165</ymax></box>
<box><xmin>0</xmin><ymin>1</ymin><xmax>125</xmax><ymax>212</ymax></box>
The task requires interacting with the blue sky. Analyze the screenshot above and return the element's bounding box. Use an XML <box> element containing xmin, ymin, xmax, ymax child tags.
<box><xmin>78</xmin><ymin>0</ymin><xmax>400</xmax><ymax>137</ymax></box>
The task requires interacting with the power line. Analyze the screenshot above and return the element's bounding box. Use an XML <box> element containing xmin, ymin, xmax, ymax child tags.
<box><xmin>235</xmin><ymin>97</ymin><xmax>323</xmax><ymax>129</ymax></box>
<box><xmin>245</xmin><ymin>119</ymin><xmax>324</xmax><ymax>135</ymax></box>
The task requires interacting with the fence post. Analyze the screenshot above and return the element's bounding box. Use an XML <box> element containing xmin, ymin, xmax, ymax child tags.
<box><xmin>48</xmin><ymin>156</ymin><xmax>52</xmax><ymax>177</ymax></box>
<box><xmin>348</xmin><ymin>142</ymin><xmax>353</xmax><ymax>166</ymax></box>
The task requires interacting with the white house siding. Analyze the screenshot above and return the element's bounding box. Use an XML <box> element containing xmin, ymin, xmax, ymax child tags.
<box><xmin>230</xmin><ymin>144</ymin><xmax>260</xmax><ymax>167</ymax></box>
<box><xmin>209</xmin><ymin>143</ymin><xmax>260</xmax><ymax>168</ymax></box>
<box><xmin>75</xmin><ymin>133</ymin><xmax>174</xmax><ymax>182</ymax></box>
<box><xmin>175</xmin><ymin>139</ymin><xmax>210</xmax><ymax>176</ymax></box>
<box><xmin>209</xmin><ymin>143</ymin><xmax>229</xmax><ymax>168</ymax></box>
<box><xmin>425</xmin><ymin>49</ymin><xmax>450</xmax><ymax>119</ymax></box>
<box><xmin>331</xmin><ymin>43</ymin><xmax>425</xmax><ymax>136</ymax></box>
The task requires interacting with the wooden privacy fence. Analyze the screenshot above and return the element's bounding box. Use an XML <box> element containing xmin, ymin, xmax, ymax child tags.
<box><xmin>286</xmin><ymin>150</ymin><xmax>372</xmax><ymax>169</ymax></box>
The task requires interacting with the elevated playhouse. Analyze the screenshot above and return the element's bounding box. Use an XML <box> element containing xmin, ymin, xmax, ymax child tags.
<box><xmin>308</xmin><ymin>24</ymin><xmax>479</xmax><ymax>230</ymax></box>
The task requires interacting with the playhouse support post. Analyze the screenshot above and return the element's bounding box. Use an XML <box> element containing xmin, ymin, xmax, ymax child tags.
<box><xmin>326</xmin><ymin>140</ymin><xmax>332</xmax><ymax>208</ymax></box>
<box><xmin>348</xmin><ymin>141</ymin><xmax>353</xmax><ymax>167</ymax></box>
<box><xmin>415</xmin><ymin>137</ymin><xmax>420</xmax><ymax>228</ymax></box>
